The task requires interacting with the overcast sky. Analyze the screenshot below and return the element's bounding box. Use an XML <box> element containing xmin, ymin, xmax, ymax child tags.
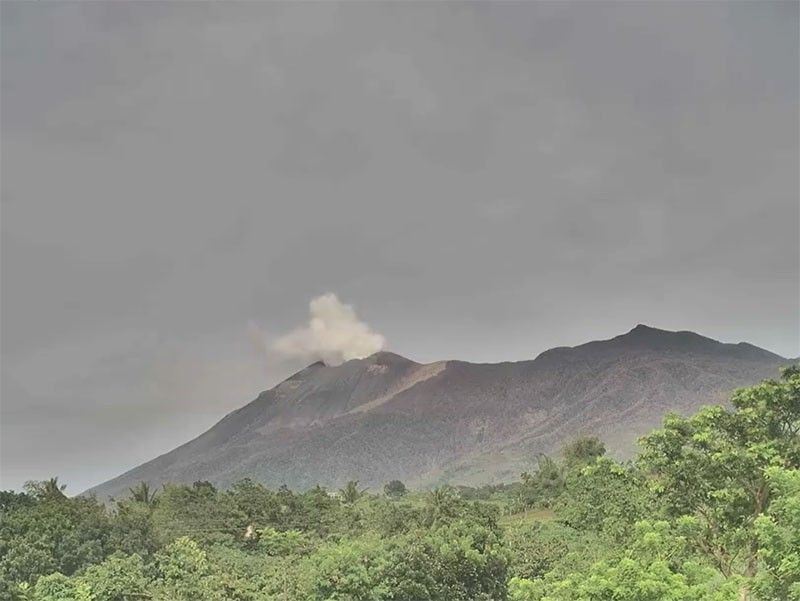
<box><xmin>2</xmin><ymin>1</ymin><xmax>798</xmax><ymax>493</ymax></box>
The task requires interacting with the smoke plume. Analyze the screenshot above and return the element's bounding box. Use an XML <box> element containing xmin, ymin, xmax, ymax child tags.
<box><xmin>272</xmin><ymin>293</ymin><xmax>385</xmax><ymax>366</ymax></box>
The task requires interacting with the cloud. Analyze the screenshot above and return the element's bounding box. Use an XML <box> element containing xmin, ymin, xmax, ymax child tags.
<box><xmin>272</xmin><ymin>293</ymin><xmax>385</xmax><ymax>366</ymax></box>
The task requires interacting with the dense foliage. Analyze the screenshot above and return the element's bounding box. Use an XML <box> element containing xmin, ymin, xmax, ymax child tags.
<box><xmin>2</xmin><ymin>367</ymin><xmax>797</xmax><ymax>601</ymax></box>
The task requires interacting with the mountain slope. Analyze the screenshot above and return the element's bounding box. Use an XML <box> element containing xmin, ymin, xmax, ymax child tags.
<box><xmin>86</xmin><ymin>325</ymin><xmax>791</xmax><ymax>499</ymax></box>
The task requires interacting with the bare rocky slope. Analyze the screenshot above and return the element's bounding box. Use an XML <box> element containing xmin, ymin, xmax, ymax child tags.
<box><xmin>86</xmin><ymin>325</ymin><xmax>791</xmax><ymax>499</ymax></box>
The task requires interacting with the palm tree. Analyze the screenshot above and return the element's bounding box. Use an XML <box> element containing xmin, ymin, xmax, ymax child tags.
<box><xmin>24</xmin><ymin>477</ymin><xmax>67</xmax><ymax>501</ymax></box>
<box><xmin>339</xmin><ymin>480</ymin><xmax>367</xmax><ymax>504</ymax></box>
<box><xmin>519</xmin><ymin>454</ymin><xmax>564</xmax><ymax>509</ymax></box>
<box><xmin>424</xmin><ymin>486</ymin><xmax>459</xmax><ymax>527</ymax></box>
<box><xmin>129</xmin><ymin>481</ymin><xmax>159</xmax><ymax>506</ymax></box>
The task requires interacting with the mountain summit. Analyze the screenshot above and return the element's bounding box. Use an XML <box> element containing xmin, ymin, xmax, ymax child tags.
<box><xmin>86</xmin><ymin>326</ymin><xmax>789</xmax><ymax>499</ymax></box>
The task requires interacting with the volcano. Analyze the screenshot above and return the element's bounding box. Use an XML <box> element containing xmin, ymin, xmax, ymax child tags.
<box><xmin>86</xmin><ymin>325</ymin><xmax>791</xmax><ymax>499</ymax></box>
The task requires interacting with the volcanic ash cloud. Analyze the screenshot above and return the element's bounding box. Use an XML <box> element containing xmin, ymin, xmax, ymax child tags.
<box><xmin>272</xmin><ymin>293</ymin><xmax>385</xmax><ymax>366</ymax></box>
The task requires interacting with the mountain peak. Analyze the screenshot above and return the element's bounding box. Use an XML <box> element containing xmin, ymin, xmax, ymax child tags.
<box><xmin>629</xmin><ymin>323</ymin><xmax>662</xmax><ymax>334</ymax></box>
<box><xmin>366</xmin><ymin>350</ymin><xmax>413</xmax><ymax>364</ymax></box>
<box><xmin>309</xmin><ymin>351</ymin><xmax>413</xmax><ymax>369</ymax></box>
<box><xmin>614</xmin><ymin>325</ymin><xmax>783</xmax><ymax>360</ymax></box>
<box><xmin>534</xmin><ymin>324</ymin><xmax>784</xmax><ymax>365</ymax></box>
<box><xmin>615</xmin><ymin>323</ymin><xmax>720</xmax><ymax>350</ymax></box>
<box><xmin>622</xmin><ymin>323</ymin><xmax>685</xmax><ymax>340</ymax></box>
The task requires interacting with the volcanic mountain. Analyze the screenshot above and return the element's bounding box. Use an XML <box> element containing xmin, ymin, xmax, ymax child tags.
<box><xmin>86</xmin><ymin>325</ymin><xmax>791</xmax><ymax>499</ymax></box>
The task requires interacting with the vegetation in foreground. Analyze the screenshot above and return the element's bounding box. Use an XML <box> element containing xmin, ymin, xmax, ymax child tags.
<box><xmin>1</xmin><ymin>367</ymin><xmax>797</xmax><ymax>601</ymax></box>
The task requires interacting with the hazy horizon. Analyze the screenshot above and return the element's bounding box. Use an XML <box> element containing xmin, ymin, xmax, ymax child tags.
<box><xmin>2</xmin><ymin>1</ymin><xmax>798</xmax><ymax>493</ymax></box>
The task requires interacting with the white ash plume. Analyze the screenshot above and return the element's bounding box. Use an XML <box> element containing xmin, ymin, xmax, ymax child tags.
<box><xmin>272</xmin><ymin>293</ymin><xmax>385</xmax><ymax>366</ymax></box>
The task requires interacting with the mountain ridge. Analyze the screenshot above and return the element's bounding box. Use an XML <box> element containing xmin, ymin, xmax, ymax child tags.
<box><xmin>85</xmin><ymin>325</ymin><xmax>791</xmax><ymax>499</ymax></box>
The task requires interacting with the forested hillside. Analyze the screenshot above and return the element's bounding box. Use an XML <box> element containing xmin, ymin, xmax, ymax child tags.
<box><xmin>2</xmin><ymin>367</ymin><xmax>797</xmax><ymax>601</ymax></box>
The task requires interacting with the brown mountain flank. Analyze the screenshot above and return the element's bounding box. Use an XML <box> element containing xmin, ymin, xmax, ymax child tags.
<box><xmin>86</xmin><ymin>325</ymin><xmax>790</xmax><ymax>499</ymax></box>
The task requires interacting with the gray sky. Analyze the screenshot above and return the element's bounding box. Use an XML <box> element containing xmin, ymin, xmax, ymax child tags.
<box><xmin>1</xmin><ymin>1</ymin><xmax>798</xmax><ymax>493</ymax></box>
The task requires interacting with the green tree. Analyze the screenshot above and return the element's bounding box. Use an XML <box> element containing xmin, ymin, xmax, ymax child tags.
<box><xmin>152</xmin><ymin>537</ymin><xmax>223</xmax><ymax>601</ymax></box>
<box><xmin>505</xmin><ymin>521</ymin><xmax>605</xmax><ymax>581</ymax></box>
<box><xmin>509</xmin><ymin>520</ymin><xmax>734</xmax><ymax>601</ymax></box>
<box><xmin>366</xmin><ymin>499</ymin><xmax>423</xmax><ymax>537</ymax></box>
<box><xmin>423</xmin><ymin>487</ymin><xmax>461</xmax><ymax>528</ymax></box>
<box><xmin>23</xmin><ymin>478</ymin><xmax>66</xmax><ymax>503</ymax></box>
<box><xmin>0</xmin><ymin>492</ymin><xmax>110</xmax><ymax>589</ymax></box>
<box><xmin>30</xmin><ymin>573</ymin><xmax>86</xmax><ymax>601</ymax></box>
<box><xmin>0</xmin><ymin>491</ymin><xmax>33</xmax><ymax>513</ymax></box>
<box><xmin>557</xmin><ymin>457</ymin><xmax>651</xmax><ymax>541</ymax></box>
<box><xmin>304</xmin><ymin>536</ymin><xmax>390</xmax><ymax>601</ymax></box>
<box><xmin>383</xmin><ymin>480</ymin><xmax>408</xmax><ymax>499</ymax></box>
<box><xmin>127</xmin><ymin>482</ymin><xmax>158</xmax><ymax>507</ymax></box>
<box><xmin>225</xmin><ymin>479</ymin><xmax>275</xmax><ymax>519</ymax></box>
<box><xmin>561</xmin><ymin>436</ymin><xmax>606</xmax><ymax>471</ymax></box>
<box><xmin>151</xmin><ymin>481</ymin><xmax>245</xmax><ymax>546</ymax></box>
<box><xmin>109</xmin><ymin>496</ymin><xmax>159</xmax><ymax>557</ymax></box>
<box><xmin>78</xmin><ymin>552</ymin><xmax>149</xmax><ymax>601</ymax></box>
<box><xmin>339</xmin><ymin>480</ymin><xmax>368</xmax><ymax>505</ymax></box>
<box><xmin>753</xmin><ymin>466</ymin><xmax>800</xmax><ymax>600</ymax></box>
<box><xmin>256</xmin><ymin>527</ymin><xmax>311</xmax><ymax>557</ymax></box>
<box><xmin>388</xmin><ymin>521</ymin><xmax>509</xmax><ymax>601</ymax></box>
<box><xmin>299</xmin><ymin>485</ymin><xmax>342</xmax><ymax>536</ymax></box>
<box><xmin>519</xmin><ymin>455</ymin><xmax>564</xmax><ymax>509</ymax></box>
<box><xmin>639</xmin><ymin>367</ymin><xmax>800</xmax><ymax>599</ymax></box>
